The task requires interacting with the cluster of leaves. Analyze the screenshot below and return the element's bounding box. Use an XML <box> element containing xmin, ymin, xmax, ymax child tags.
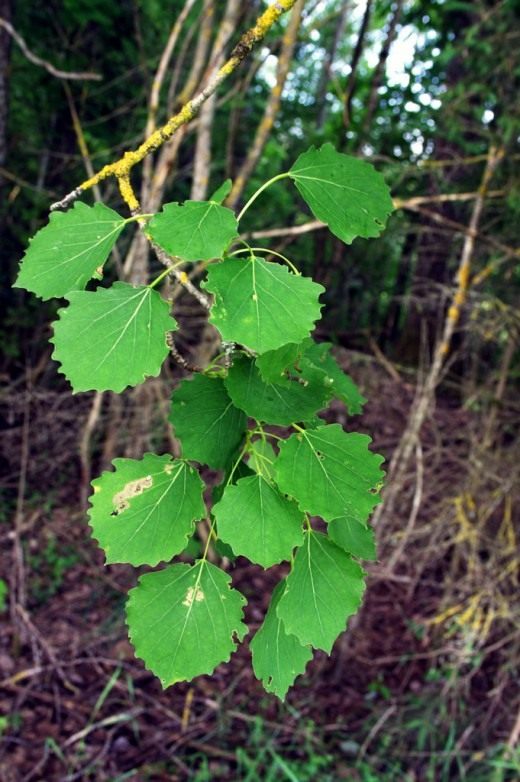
<box><xmin>15</xmin><ymin>144</ymin><xmax>393</xmax><ymax>698</ymax></box>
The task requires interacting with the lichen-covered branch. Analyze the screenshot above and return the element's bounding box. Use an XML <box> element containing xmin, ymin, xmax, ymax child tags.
<box><xmin>51</xmin><ymin>0</ymin><xmax>298</xmax><ymax>212</ymax></box>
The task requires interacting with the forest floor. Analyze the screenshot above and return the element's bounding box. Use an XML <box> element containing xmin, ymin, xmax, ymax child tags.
<box><xmin>0</xmin><ymin>356</ymin><xmax>518</xmax><ymax>782</ymax></box>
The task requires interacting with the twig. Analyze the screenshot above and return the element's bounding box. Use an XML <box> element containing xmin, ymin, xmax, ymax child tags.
<box><xmin>0</xmin><ymin>18</ymin><xmax>101</xmax><ymax>80</ymax></box>
<box><xmin>51</xmin><ymin>0</ymin><xmax>299</xmax><ymax>212</ymax></box>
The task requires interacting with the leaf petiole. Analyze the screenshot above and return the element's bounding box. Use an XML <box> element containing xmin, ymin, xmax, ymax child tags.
<box><xmin>236</xmin><ymin>172</ymin><xmax>290</xmax><ymax>223</ymax></box>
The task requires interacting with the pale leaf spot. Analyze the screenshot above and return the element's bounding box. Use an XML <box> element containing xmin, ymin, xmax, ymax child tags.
<box><xmin>182</xmin><ymin>586</ymin><xmax>205</xmax><ymax>608</ymax></box>
<box><xmin>112</xmin><ymin>475</ymin><xmax>153</xmax><ymax>514</ymax></box>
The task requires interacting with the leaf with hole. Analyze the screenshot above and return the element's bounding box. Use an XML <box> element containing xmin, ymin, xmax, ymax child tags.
<box><xmin>301</xmin><ymin>341</ymin><xmax>366</xmax><ymax>415</ymax></box>
<box><xmin>88</xmin><ymin>453</ymin><xmax>205</xmax><ymax>566</ymax></box>
<box><xmin>289</xmin><ymin>143</ymin><xmax>394</xmax><ymax>244</ymax></box>
<box><xmin>51</xmin><ymin>282</ymin><xmax>175</xmax><ymax>393</ymax></box>
<box><xmin>14</xmin><ymin>201</ymin><xmax>126</xmax><ymax>300</ymax></box>
<box><xmin>277</xmin><ymin>531</ymin><xmax>366</xmax><ymax>652</ymax></box>
<box><xmin>212</xmin><ymin>474</ymin><xmax>304</xmax><ymax>568</ymax></box>
<box><xmin>224</xmin><ymin>356</ymin><xmax>328</xmax><ymax>426</ymax></box>
<box><xmin>147</xmin><ymin>200</ymin><xmax>238</xmax><ymax>261</ymax></box>
<box><xmin>126</xmin><ymin>561</ymin><xmax>247</xmax><ymax>686</ymax></box>
<box><xmin>273</xmin><ymin>424</ymin><xmax>384</xmax><ymax>523</ymax></box>
<box><xmin>203</xmin><ymin>256</ymin><xmax>324</xmax><ymax>354</ymax></box>
<box><xmin>251</xmin><ymin>580</ymin><xmax>312</xmax><ymax>700</ymax></box>
<box><xmin>170</xmin><ymin>374</ymin><xmax>247</xmax><ymax>470</ymax></box>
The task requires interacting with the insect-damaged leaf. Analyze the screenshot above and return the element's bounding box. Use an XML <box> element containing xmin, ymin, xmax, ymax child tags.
<box><xmin>147</xmin><ymin>200</ymin><xmax>238</xmax><ymax>261</ymax></box>
<box><xmin>224</xmin><ymin>356</ymin><xmax>328</xmax><ymax>426</ymax></box>
<box><xmin>289</xmin><ymin>143</ymin><xmax>394</xmax><ymax>244</ymax></box>
<box><xmin>126</xmin><ymin>561</ymin><xmax>247</xmax><ymax>687</ymax></box>
<box><xmin>277</xmin><ymin>531</ymin><xmax>366</xmax><ymax>653</ymax></box>
<box><xmin>89</xmin><ymin>453</ymin><xmax>205</xmax><ymax>566</ymax></box>
<box><xmin>251</xmin><ymin>580</ymin><xmax>312</xmax><ymax>700</ymax></box>
<box><xmin>203</xmin><ymin>256</ymin><xmax>324</xmax><ymax>354</ymax></box>
<box><xmin>170</xmin><ymin>374</ymin><xmax>247</xmax><ymax>470</ymax></box>
<box><xmin>273</xmin><ymin>423</ymin><xmax>384</xmax><ymax>523</ymax></box>
<box><xmin>51</xmin><ymin>282</ymin><xmax>175</xmax><ymax>393</ymax></box>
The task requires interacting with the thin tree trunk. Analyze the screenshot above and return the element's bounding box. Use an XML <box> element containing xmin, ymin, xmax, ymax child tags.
<box><xmin>316</xmin><ymin>0</ymin><xmax>350</xmax><ymax>131</ymax></box>
<box><xmin>0</xmin><ymin>0</ymin><xmax>11</xmax><ymax>178</ymax></box>
<box><xmin>359</xmin><ymin>0</ymin><xmax>403</xmax><ymax>145</ymax></box>
<box><xmin>191</xmin><ymin>0</ymin><xmax>241</xmax><ymax>200</ymax></box>
<box><xmin>226</xmin><ymin>0</ymin><xmax>304</xmax><ymax>209</ymax></box>
<box><xmin>342</xmin><ymin>0</ymin><xmax>372</xmax><ymax>137</ymax></box>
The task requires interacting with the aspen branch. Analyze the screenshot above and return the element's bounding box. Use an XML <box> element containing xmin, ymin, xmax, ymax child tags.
<box><xmin>51</xmin><ymin>0</ymin><xmax>298</xmax><ymax>213</ymax></box>
<box><xmin>0</xmin><ymin>18</ymin><xmax>101</xmax><ymax>81</ymax></box>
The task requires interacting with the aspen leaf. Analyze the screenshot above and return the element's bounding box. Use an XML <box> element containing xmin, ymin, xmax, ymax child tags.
<box><xmin>277</xmin><ymin>531</ymin><xmax>366</xmax><ymax>653</ymax></box>
<box><xmin>251</xmin><ymin>581</ymin><xmax>312</xmax><ymax>700</ymax></box>
<box><xmin>127</xmin><ymin>561</ymin><xmax>247</xmax><ymax>686</ymax></box>
<box><xmin>148</xmin><ymin>200</ymin><xmax>238</xmax><ymax>261</ymax></box>
<box><xmin>328</xmin><ymin>517</ymin><xmax>377</xmax><ymax>561</ymax></box>
<box><xmin>273</xmin><ymin>424</ymin><xmax>384</xmax><ymax>523</ymax></box>
<box><xmin>301</xmin><ymin>341</ymin><xmax>366</xmax><ymax>415</ymax></box>
<box><xmin>224</xmin><ymin>356</ymin><xmax>328</xmax><ymax>426</ymax></box>
<box><xmin>14</xmin><ymin>201</ymin><xmax>126</xmax><ymax>300</ymax></box>
<box><xmin>289</xmin><ymin>143</ymin><xmax>394</xmax><ymax>244</ymax></box>
<box><xmin>50</xmin><ymin>282</ymin><xmax>175</xmax><ymax>393</ymax></box>
<box><xmin>88</xmin><ymin>453</ymin><xmax>205</xmax><ymax>566</ymax></box>
<box><xmin>170</xmin><ymin>374</ymin><xmax>247</xmax><ymax>470</ymax></box>
<box><xmin>203</xmin><ymin>257</ymin><xmax>324</xmax><ymax>354</ymax></box>
<box><xmin>212</xmin><ymin>475</ymin><xmax>304</xmax><ymax>568</ymax></box>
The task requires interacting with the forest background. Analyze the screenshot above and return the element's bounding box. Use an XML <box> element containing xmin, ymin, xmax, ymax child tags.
<box><xmin>0</xmin><ymin>0</ymin><xmax>519</xmax><ymax>779</ymax></box>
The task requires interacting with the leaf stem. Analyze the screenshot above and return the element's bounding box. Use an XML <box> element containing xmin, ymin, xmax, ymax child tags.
<box><xmin>147</xmin><ymin>259</ymin><xmax>186</xmax><ymax>289</ymax></box>
<box><xmin>236</xmin><ymin>172</ymin><xmax>290</xmax><ymax>223</ymax></box>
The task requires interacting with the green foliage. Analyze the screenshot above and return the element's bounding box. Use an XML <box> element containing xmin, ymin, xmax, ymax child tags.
<box><xmin>0</xmin><ymin>579</ymin><xmax>7</xmax><ymax>613</ymax></box>
<box><xmin>251</xmin><ymin>581</ymin><xmax>312</xmax><ymax>699</ymax></box>
<box><xmin>126</xmin><ymin>561</ymin><xmax>248</xmax><ymax>686</ymax></box>
<box><xmin>148</xmin><ymin>200</ymin><xmax>238</xmax><ymax>261</ymax></box>
<box><xmin>289</xmin><ymin>143</ymin><xmax>394</xmax><ymax>244</ymax></box>
<box><xmin>169</xmin><ymin>374</ymin><xmax>247</xmax><ymax>470</ymax></box>
<box><xmin>14</xmin><ymin>145</ymin><xmax>392</xmax><ymax>698</ymax></box>
<box><xmin>50</xmin><ymin>282</ymin><xmax>176</xmax><ymax>392</ymax></box>
<box><xmin>212</xmin><ymin>475</ymin><xmax>304</xmax><ymax>568</ymax></box>
<box><xmin>14</xmin><ymin>202</ymin><xmax>126</xmax><ymax>300</ymax></box>
<box><xmin>277</xmin><ymin>531</ymin><xmax>366</xmax><ymax>653</ymax></box>
<box><xmin>274</xmin><ymin>425</ymin><xmax>385</xmax><ymax>522</ymax></box>
<box><xmin>88</xmin><ymin>453</ymin><xmax>205</xmax><ymax>566</ymax></box>
<box><xmin>203</xmin><ymin>256</ymin><xmax>324</xmax><ymax>353</ymax></box>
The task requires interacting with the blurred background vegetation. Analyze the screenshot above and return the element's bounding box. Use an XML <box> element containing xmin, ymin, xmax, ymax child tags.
<box><xmin>0</xmin><ymin>0</ymin><xmax>519</xmax><ymax>779</ymax></box>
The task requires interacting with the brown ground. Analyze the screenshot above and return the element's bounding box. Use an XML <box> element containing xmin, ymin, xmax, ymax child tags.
<box><xmin>0</xmin><ymin>356</ymin><xmax>518</xmax><ymax>781</ymax></box>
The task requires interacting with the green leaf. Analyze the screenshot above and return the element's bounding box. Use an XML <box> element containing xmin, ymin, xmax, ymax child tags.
<box><xmin>273</xmin><ymin>424</ymin><xmax>384</xmax><ymax>523</ymax></box>
<box><xmin>212</xmin><ymin>475</ymin><xmax>304</xmax><ymax>568</ymax></box>
<box><xmin>302</xmin><ymin>342</ymin><xmax>366</xmax><ymax>415</ymax></box>
<box><xmin>277</xmin><ymin>531</ymin><xmax>366</xmax><ymax>653</ymax></box>
<box><xmin>256</xmin><ymin>341</ymin><xmax>307</xmax><ymax>383</ymax></box>
<box><xmin>147</xmin><ymin>200</ymin><xmax>238</xmax><ymax>261</ymax></box>
<box><xmin>224</xmin><ymin>356</ymin><xmax>328</xmax><ymax>426</ymax></box>
<box><xmin>289</xmin><ymin>143</ymin><xmax>394</xmax><ymax>244</ymax></box>
<box><xmin>203</xmin><ymin>257</ymin><xmax>324</xmax><ymax>354</ymax></box>
<box><xmin>51</xmin><ymin>282</ymin><xmax>175</xmax><ymax>393</ymax></box>
<box><xmin>209</xmin><ymin>179</ymin><xmax>232</xmax><ymax>204</ymax></box>
<box><xmin>251</xmin><ymin>581</ymin><xmax>312</xmax><ymax>699</ymax></box>
<box><xmin>15</xmin><ymin>202</ymin><xmax>126</xmax><ymax>301</ymax></box>
<box><xmin>328</xmin><ymin>517</ymin><xmax>377</xmax><ymax>561</ymax></box>
<box><xmin>170</xmin><ymin>374</ymin><xmax>247</xmax><ymax>470</ymax></box>
<box><xmin>247</xmin><ymin>439</ymin><xmax>277</xmax><ymax>481</ymax></box>
<box><xmin>88</xmin><ymin>453</ymin><xmax>205</xmax><ymax>566</ymax></box>
<box><xmin>127</xmin><ymin>561</ymin><xmax>247</xmax><ymax>687</ymax></box>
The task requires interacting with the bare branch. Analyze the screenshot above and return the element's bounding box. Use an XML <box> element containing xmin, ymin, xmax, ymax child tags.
<box><xmin>0</xmin><ymin>18</ymin><xmax>101</xmax><ymax>81</ymax></box>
